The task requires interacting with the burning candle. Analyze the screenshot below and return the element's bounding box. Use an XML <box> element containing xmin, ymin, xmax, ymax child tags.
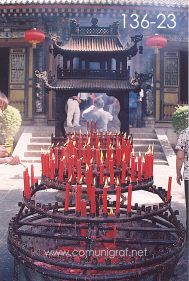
<box><xmin>121</xmin><ymin>156</ymin><xmax>126</xmax><ymax>184</ymax></box>
<box><xmin>45</xmin><ymin>153</ymin><xmax>50</xmax><ymax>178</ymax></box>
<box><xmin>167</xmin><ymin>176</ymin><xmax>172</xmax><ymax>201</ymax></box>
<box><xmin>55</xmin><ymin>147</ymin><xmax>59</xmax><ymax>170</ymax></box>
<box><xmin>76</xmin><ymin>184</ymin><xmax>82</xmax><ymax>214</ymax></box>
<box><xmin>115</xmin><ymin>179</ymin><xmax>121</xmax><ymax>216</ymax></box>
<box><xmin>90</xmin><ymin>185</ymin><xmax>96</xmax><ymax>216</ymax></box>
<box><xmin>131</xmin><ymin>152</ymin><xmax>135</xmax><ymax>183</ymax></box>
<box><xmin>50</xmin><ymin>159</ymin><xmax>55</xmax><ymax>180</ymax></box>
<box><xmin>116</xmin><ymin>145</ymin><xmax>121</xmax><ymax>166</ymax></box>
<box><xmin>109</xmin><ymin>158</ymin><xmax>114</xmax><ymax>185</ymax></box>
<box><xmin>23</xmin><ymin>170</ymin><xmax>30</xmax><ymax>200</ymax></box>
<box><xmin>144</xmin><ymin>154</ymin><xmax>150</xmax><ymax>179</ymax></box>
<box><xmin>64</xmin><ymin>182</ymin><xmax>70</xmax><ymax>212</ymax></box>
<box><xmin>138</xmin><ymin>153</ymin><xmax>142</xmax><ymax>181</ymax></box>
<box><xmin>99</xmin><ymin>164</ymin><xmax>104</xmax><ymax>185</ymax></box>
<box><xmin>86</xmin><ymin>145</ymin><xmax>90</xmax><ymax>165</ymax></box>
<box><xmin>31</xmin><ymin>164</ymin><xmax>34</xmax><ymax>187</ymax></box>
<box><xmin>49</xmin><ymin>147</ymin><xmax>53</xmax><ymax>159</ymax></box>
<box><xmin>41</xmin><ymin>153</ymin><xmax>45</xmax><ymax>176</ymax></box>
<box><xmin>127</xmin><ymin>184</ymin><xmax>133</xmax><ymax>214</ymax></box>
<box><xmin>58</xmin><ymin>158</ymin><xmax>64</xmax><ymax>182</ymax></box>
<box><xmin>68</xmin><ymin>156</ymin><xmax>73</xmax><ymax>180</ymax></box>
<box><xmin>96</xmin><ymin>149</ymin><xmax>100</xmax><ymax>166</ymax></box>
<box><xmin>103</xmin><ymin>185</ymin><xmax>108</xmax><ymax>215</ymax></box>
<box><xmin>77</xmin><ymin>159</ymin><xmax>82</xmax><ymax>183</ymax></box>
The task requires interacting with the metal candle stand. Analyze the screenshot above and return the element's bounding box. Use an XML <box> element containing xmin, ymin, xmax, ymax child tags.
<box><xmin>8</xmin><ymin>133</ymin><xmax>186</xmax><ymax>281</ymax></box>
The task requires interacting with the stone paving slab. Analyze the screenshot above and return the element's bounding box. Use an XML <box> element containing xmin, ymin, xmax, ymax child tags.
<box><xmin>0</xmin><ymin>126</ymin><xmax>188</xmax><ymax>281</ymax></box>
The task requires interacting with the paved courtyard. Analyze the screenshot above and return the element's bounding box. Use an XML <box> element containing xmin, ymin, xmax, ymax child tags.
<box><xmin>0</xmin><ymin>127</ymin><xmax>188</xmax><ymax>281</ymax></box>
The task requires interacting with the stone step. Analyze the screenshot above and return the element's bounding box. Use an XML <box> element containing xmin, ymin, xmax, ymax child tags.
<box><xmin>30</xmin><ymin>137</ymin><xmax>51</xmax><ymax>143</ymax></box>
<box><xmin>27</xmin><ymin>143</ymin><xmax>51</xmax><ymax>150</ymax></box>
<box><xmin>131</xmin><ymin>133</ymin><xmax>157</xmax><ymax>139</ymax></box>
<box><xmin>133</xmin><ymin>144</ymin><xmax>163</xmax><ymax>152</ymax></box>
<box><xmin>32</xmin><ymin>131</ymin><xmax>54</xmax><ymax>137</ymax></box>
<box><xmin>133</xmin><ymin>138</ymin><xmax>159</xmax><ymax>144</ymax></box>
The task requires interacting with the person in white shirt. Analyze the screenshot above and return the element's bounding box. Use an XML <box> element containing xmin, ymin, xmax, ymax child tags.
<box><xmin>66</xmin><ymin>94</ymin><xmax>81</xmax><ymax>127</ymax></box>
<box><xmin>82</xmin><ymin>97</ymin><xmax>113</xmax><ymax>132</ymax></box>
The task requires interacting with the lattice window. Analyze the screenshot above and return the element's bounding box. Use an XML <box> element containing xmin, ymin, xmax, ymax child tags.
<box><xmin>9</xmin><ymin>49</ymin><xmax>25</xmax><ymax>83</ymax></box>
<box><xmin>164</xmin><ymin>53</ymin><xmax>179</xmax><ymax>87</ymax></box>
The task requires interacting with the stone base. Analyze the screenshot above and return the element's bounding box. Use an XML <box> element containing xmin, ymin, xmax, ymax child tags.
<box><xmin>143</xmin><ymin>116</ymin><xmax>155</xmax><ymax>128</ymax></box>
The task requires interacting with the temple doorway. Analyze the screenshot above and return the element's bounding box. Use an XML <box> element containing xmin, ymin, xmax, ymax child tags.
<box><xmin>0</xmin><ymin>48</ymin><xmax>9</xmax><ymax>96</ymax></box>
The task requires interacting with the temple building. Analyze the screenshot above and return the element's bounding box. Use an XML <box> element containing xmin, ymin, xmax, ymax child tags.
<box><xmin>0</xmin><ymin>0</ymin><xmax>188</xmax><ymax>126</ymax></box>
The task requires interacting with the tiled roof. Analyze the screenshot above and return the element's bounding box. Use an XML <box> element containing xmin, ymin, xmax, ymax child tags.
<box><xmin>47</xmin><ymin>79</ymin><xmax>133</xmax><ymax>91</ymax></box>
<box><xmin>0</xmin><ymin>0</ymin><xmax>188</xmax><ymax>7</ymax></box>
<box><xmin>58</xmin><ymin>36</ymin><xmax>131</xmax><ymax>52</ymax></box>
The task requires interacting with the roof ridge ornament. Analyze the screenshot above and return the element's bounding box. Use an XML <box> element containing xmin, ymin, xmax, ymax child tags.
<box><xmin>49</xmin><ymin>33</ymin><xmax>60</xmax><ymax>42</ymax></box>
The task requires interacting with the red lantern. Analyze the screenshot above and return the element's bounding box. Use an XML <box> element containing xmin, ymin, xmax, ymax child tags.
<box><xmin>24</xmin><ymin>28</ymin><xmax>45</xmax><ymax>47</ymax></box>
<box><xmin>146</xmin><ymin>35</ymin><xmax>167</xmax><ymax>49</ymax></box>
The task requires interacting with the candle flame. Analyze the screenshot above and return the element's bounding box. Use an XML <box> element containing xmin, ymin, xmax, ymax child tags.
<box><xmin>100</xmin><ymin>150</ymin><xmax>103</xmax><ymax>163</ymax></box>
<box><xmin>111</xmin><ymin>153</ymin><xmax>114</xmax><ymax>160</ymax></box>
<box><xmin>79</xmin><ymin>177</ymin><xmax>83</xmax><ymax>184</ymax></box>
<box><xmin>139</xmin><ymin>151</ymin><xmax>141</xmax><ymax>157</ymax></box>
<box><xmin>87</xmin><ymin>137</ymin><xmax>90</xmax><ymax>146</ymax></box>
<box><xmin>122</xmin><ymin>153</ymin><xmax>125</xmax><ymax>161</ymax></box>
<box><xmin>68</xmin><ymin>175</ymin><xmax>72</xmax><ymax>183</ymax></box>
<box><xmin>79</xmin><ymin>129</ymin><xmax>82</xmax><ymax>135</ymax></box>
<box><xmin>132</xmin><ymin>148</ymin><xmax>135</xmax><ymax>156</ymax></box>
<box><xmin>62</xmin><ymin>156</ymin><xmax>66</xmax><ymax>161</ymax></box>
<box><xmin>105</xmin><ymin>177</ymin><xmax>109</xmax><ymax>186</ymax></box>
<box><xmin>109</xmin><ymin>208</ymin><xmax>114</xmax><ymax>215</ymax></box>
<box><xmin>73</xmin><ymin>141</ymin><xmax>76</xmax><ymax>146</ymax></box>
<box><xmin>98</xmin><ymin>142</ymin><xmax>100</xmax><ymax>149</ymax></box>
<box><xmin>93</xmin><ymin>177</ymin><xmax>96</xmax><ymax>186</ymax></box>
<box><xmin>90</xmin><ymin>158</ymin><xmax>93</xmax><ymax>164</ymax></box>
<box><xmin>116</xmin><ymin>177</ymin><xmax>119</xmax><ymax>186</ymax></box>
<box><xmin>124</xmin><ymin>132</ymin><xmax>126</xmax><ymax>138</ymax></box>
<box><xmin>145</xmin><ymin>145</ymin><xmax>152</xmax><ymax>155</ymax></box>
<box><xmin>86</xmin><ymin>164</ymin><xmax>89</xmax><ymax>171</ymax></box>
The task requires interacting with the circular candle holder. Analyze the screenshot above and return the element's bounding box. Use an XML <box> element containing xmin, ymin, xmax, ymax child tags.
<box><xmin>8</xmin><ymin>180</ymin><xmax>185</xmax><ymax>281</ymax></box>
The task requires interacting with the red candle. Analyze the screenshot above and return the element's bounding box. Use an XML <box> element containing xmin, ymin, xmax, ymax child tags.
<box><xmin>116</xmin><ymin>145</ymin><xmax>121</xmax><ymax>166</ymax></box>
<box><xmin>64</xmin><ymin>182</ymin><xmax>70</xmax><ymax>211</ymax></box>
<box><xmin>138</xmin><ymin>153</ymin><xmax>142</xmax><ymax>181</ymax></box>
<box><xmin>167</xmin><ymin>176</ymin><xmax>172</xmax><ymax>201</ymax></box>
<box><xmin>49</xmin><ymin>147</ymin><xmax>53</xmax><ymax>159</ymax></box>
<box><xmin>127</xmin><ymin>184</ymin><xmax>133</xmax><ymax>213</ymax></box>
<box><xmin>23</xmin><ymin>170</ymin><xmax>30</xmax><ymax>200</ymax></box>
<box><xmin>90</xmin><ymin>185</ymin><xmax>96</xmax><ymax>216</ymax></box>
<box><xmin>144</xmin><ymin>154</ymin><xmax>150</xmax><ymax>179</ymax></box>
<box><xmin>86</xmin><ymin>145</ymin><xmax>90</xmax><ymax>165</ymax></box>
<box><xmin>76</xmin><ymin>184</ymin><xmax>82</xmax><ymax>213</ymax></box>
<box><xmin>45</xmin><ymin>154</ymin><xmax>50</xmax><ymax>177</ymax></box>
<box><xmin>41</xmin><ymin>153</ymin><xmax>45</xmax><ymax>176</ymax></box>
<box><xmin>131</xmin><ymin>154</ymin><xmax>135</xmax><ymax>182</ymax></box>
<box><xmin>81</xmin><ymin>200</ymin><xmax>87</xmax><ymax>238</ymax></box>
<box><xmin>103</xmin><ymin>186</ymin><xmax>108</xmax><ymax>215</ymax></box>
<box><xmin>58</xmin><ymin>158</ymin><xmax>64</xmax><ymax>182</ymax></box>
<box><xmin>88</xmin><ymin>164</ymin><xmax>93</xmax><ymax>187</ymax></box>
<box><xmin>68</xmin><ymin>156</ymin><xmax>73</xmax><ymax>180</ymax></box>
<box><xmin>77</xmin><ymin>159</ymin><xmax>82</xmax><ymax>183</ymax></box>
<box><xmin>31</xmin><ymin>164</ymin><xmax>34</xmax><ymax>187</ymax></box>
<box><xmin>116</xmin><ymin>180</ymin><xmax>121</xmax><ymax>215</ymax></box>
<box><xmin>99</xmin><ymin>164</ymin><xmax>104</xmax><ymax>185</ymax></box>
<box><xmin>96</xmin><ymin>149</ymin><xmax>100</xmax><ymax>166</ymax></box>
<box><xmin>109</xmin><ymin>159</ymin><xmax>114</xmax><ymax>185</ymax></box>
<box><xmin>55</xmin><ymin>147</ymin><xmax>59</xmax><ymax>170</ymax></box>
<box><xmin>121</xmin><ymin>159</ymin><xmax>126</xmax><ymax>184</ymax></box>
<box><xmin>50</xmin><ymin>159</ymin><xmax>55</xmax><ymax>180</ymax></box>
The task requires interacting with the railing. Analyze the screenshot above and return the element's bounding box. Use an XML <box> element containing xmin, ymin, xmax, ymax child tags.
<box><xmin>57</xmin><ymin>68</ymin><xmax>129</xmax><ymax>80</ymax></box>
<box><xmin>163</xmin><ymin>103</ymin><xmax>176</xmax><ymax>121</ymax></box>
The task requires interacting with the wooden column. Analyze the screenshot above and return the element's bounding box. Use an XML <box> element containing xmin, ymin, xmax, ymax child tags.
<box><xmin>115</xmin><ymin>91</ymin><xmax>130</xmax><ymax>134</ymax></box>
<box><xmin>155</xmin><ymin>49</ymin><xmax>161</xmax><ymax>121</ymax></box>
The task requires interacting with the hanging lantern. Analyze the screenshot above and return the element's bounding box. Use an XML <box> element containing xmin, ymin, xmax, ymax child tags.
<box><xmin>24</xmin><ymin>28</ymin><xmax>45</xmax><ymax>48</ymax></box>
<box><xmin>146</xmin><ymin>34</ymin><xmax>167</xmax><ymax>53</ymax></box>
